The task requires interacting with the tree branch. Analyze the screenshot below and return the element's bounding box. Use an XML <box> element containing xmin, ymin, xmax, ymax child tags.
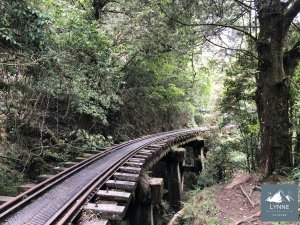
<box><xmin>240</xmin><ymin>185</ymin><xmax>256</xmax><ymax>207</ymax></box>
<box><xmin>0</xmin><ymin>155</ymin><xmax>23</xmax><ymax>163</ymax></box>
<box><xmin>204</xmin><ymin>36</ymin><xmax>258</xmax><ymax>59</ymax></box>
<box><xmin>44</xmin><ymin>124</ymin><xmax>60</xmax><ymax>145</ymax></box>
<box><xmin>233</xmin><ymin>0</ymin><xmax>253</xmax><ymax>10</ymax></box>
<box><xmin>18</xmin><ymin>94</ymin><xmax>42</xmax><ymax>129</ymax></box>
<box><xmin>292</xmin><ymin>22</ymin><xmax>300</xmax><ymax>32</ymax></box>
<box><xmin>160</xmin><ymin>7</ymin><xmax>257</xmax><ymax>41</ymax></box>
<box><xmin>284</xmin><ymin>40</ymin><xmax>300</xmax><ymax>76</ymax></box>
<box><xmin>284</xmin><ymin>0</ymin><xmax>300</xmax><ymax>23</ymax></box>
<box><xmin>234</xmin><ymin>211</ymin><xmax>260</xmax><ymax>225</ymax></box>
<box><xmin>285</xmin><ymin>0</ymin><xmax>294</xmax><ymax>6</ymax></box>
<box><xmin>100</xmin><ymin>10</ymin><xmax>127</xmax><ymax>15</ymax></box>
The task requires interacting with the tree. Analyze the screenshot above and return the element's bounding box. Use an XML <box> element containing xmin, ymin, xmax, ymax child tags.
<box><xmin>0</xmin><ymin>0</ymin><xmax>120</xmax><ymax>179</ymax></box>
<box><xmin>255</xmin><ymin>0</ymin><xmax>300</xmax><ymax>175</ymax></box>
<box><xmin>160</xmin><ymin>0</ymin><xmax>300</xmax><ymax>176</ymax></box>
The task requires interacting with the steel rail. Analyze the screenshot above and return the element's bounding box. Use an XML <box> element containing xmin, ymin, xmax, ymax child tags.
<box><xmin>0</xmin><ymin>137</ymin><xmax>145</xmax><ymax>218</ymax></box>
<box><xmin>0</xmin><ymin>128</ymin><xmax>208</xmax><ymax>224</ymax></box>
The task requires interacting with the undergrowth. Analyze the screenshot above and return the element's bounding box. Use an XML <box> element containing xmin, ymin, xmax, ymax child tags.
<box><xmin>182</xmin><ymin>186</ymin><xmax>221</xmax><ymax>225</ymax></box>
<box><xmin>196</xmin><ymin>130</ymin><xmax>241</xmax><ymax>189</ymax></box>
<box><xmin>0</xmin><ymin>167</ymin><xmax>23</xmax><ymax>196</ymax></box>
<box><xmin>288</xmin><ymin>167</ymin><xmax>300</xmax><ymax>222</ymax></box>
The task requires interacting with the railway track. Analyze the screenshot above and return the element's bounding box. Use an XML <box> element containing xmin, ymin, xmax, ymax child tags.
<box><xmin>0</xmin><ymin>128</ymin><xmax>208</xmax><ymax>225</ymax></box>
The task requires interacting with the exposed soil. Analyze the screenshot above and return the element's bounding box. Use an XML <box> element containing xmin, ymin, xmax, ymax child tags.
<box><xmin>216</xmin><ymin>172</ymin><xmax>274</xmax><ymax>225</ymax></box>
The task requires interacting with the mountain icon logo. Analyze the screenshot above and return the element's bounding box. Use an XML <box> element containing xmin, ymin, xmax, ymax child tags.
<box><xmin>265</xmin><ymin>190</ymin><xmax>294</xmax><ymax>203</ymax></box>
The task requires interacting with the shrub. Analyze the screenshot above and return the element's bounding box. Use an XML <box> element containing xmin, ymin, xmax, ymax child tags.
<box><xmin>0</xmin><ymin>168</ymin><xmax>23</xmax><ymax>196</ymax></box>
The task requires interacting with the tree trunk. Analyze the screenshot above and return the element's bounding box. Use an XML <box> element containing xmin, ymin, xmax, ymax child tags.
<box><xmin>256</xmin><ymin>3</ymin><xmax>292</xmax><ymax>176</ymax></box>
<box><xmin>93</xmin><ymin>0</ymin><xmax>109</xmax><ymax>20</ymax></box>
<box><xmin>294</xmin><ymin>120</ymin><xmax>300</xmax><ymax>166</ymax></box>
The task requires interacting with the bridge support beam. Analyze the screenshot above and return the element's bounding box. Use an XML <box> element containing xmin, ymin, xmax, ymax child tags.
<box><xmin>128</xmin><ymin>174</ymin><xmax>151</xmax><ymax>225</ymax></box>
<box><xmin>166</xmin><ymin>147</ymin><xmax>186</xmax><ymax>212</ymax></box>
<box><xmin>128</xmin><ymin>175</ymin><xmax>164</xmax><ymax>225</ymax></box>
<box><xmin>149</xmin><ymin>177</ymin><xmax>164</xmax><ymax>225</ymax></box>
<box><xmin>192</xmin><ymin>140</ymin><xmax>204</xmax><ymax>174</ymax></box>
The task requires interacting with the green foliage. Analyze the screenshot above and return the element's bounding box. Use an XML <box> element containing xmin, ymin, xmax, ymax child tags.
<box><xmin>69</xmin><ymin>129</ymin><xmax>113</xmax><ymax>152</ymax></box>
<box><xmin>220</xmin><ymin>54</ymin><xmax>260</xmax><ymax>172</ymax></box>
<box><xmin>37</xmin><ymin>0</ymin><xmax>122</xmax><ymax>122</ymax></box>
<box><xmin>2</xmin><ymin>142</ymin><xmax>50</xmax><ymax>178</ymax></box>
<box><xmin>43</xmin><ymin>150</ymin><xmax>68</xmax><ymax>163</ymax></box>
<box><xmin>0</xmin><ymin>0</ymin><xmax>119</xmax><ymax>181</ymax></box>
<box><xmin>197</xmin><ymin>134</ymin><xmax>238</xmax><ymax>188</ymax></box>
<box><xmin>183</xmin><ymin>186</ymin><xmax>220</xmax><ymax>225</ymax></box>
<box><xmin>0</xmin><ymin>0</ymin><xmax>217</xmax><ymax>186</ymax></box>
<box><xmin>285</xmin><ymin>167</ymin><xmax>300</xmax><ymax>221</ymax></box>
<box><xmin>290</xmin><ymin>64</ymin><xmax>300</xmax><ymax>166</ymax></box>
<box><xmin>113</xmin><ymin>51</ymin><xmax>215</xmax><ymax>139</ymax></box>
<box><xmin>290</xmin><ymin>166</ymin><xmax>300</xmax><ymax>181</ymax></box>
<box><xmin>0</xmin><ymin>0</ymin><xmax>49</xmax><ymax>49</ymax></box>
<box><xmin>0</xmin><ymin>168</ymin><xmax>23</xmax><ymax>196</ymax></box>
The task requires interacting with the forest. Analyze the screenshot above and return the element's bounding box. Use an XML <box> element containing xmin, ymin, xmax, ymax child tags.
<box><xmin>1</xmin><ymin>0</ymin><xmax>300</xmax><ymax>224</ymax></box>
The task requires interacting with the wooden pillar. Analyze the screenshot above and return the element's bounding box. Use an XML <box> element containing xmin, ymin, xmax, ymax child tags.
<box><xmin>192</xmin><ymin>140</ymin><xmax>204</xmax><ymax>174</ymax></box>
<box><xmin>128</xmin><ymin>174</ymin><xmax>152</xmax><ymax>225</ymax></box>
<box><xmin>150</xmin><ymin>161</ymin><xmax>168</xmax><ymax>189</ymax></box>
<box><xmin>129</xmin><ymin>175</ymin><xmax>164</xmax><ymax>225</ymax></box>
<box><xmin>149</xmin><ymin>178</ymin><xmax>164</xmax><ymax>225</ymax></box>
<box><xmin>179</xmin><ymin>159</ymin><xmax>185</xmax><ymax>192</ymax></box>
<box><xmin>166</xmin><ymin>147</ymin><xmax>186</xmax><ymax>212</ymax></box>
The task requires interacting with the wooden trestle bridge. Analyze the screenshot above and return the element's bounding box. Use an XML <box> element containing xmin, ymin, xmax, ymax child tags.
<box><xmin>0</xmin><ymin>128</ymin><xmax>210</xmax><ymax>225</ymax></box>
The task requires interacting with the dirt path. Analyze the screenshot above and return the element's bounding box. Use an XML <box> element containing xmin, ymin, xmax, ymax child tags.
<box><xmin>216</xmin><ymin>173</ymin><xmax>275</xmax><ymax>225</ymax></box>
